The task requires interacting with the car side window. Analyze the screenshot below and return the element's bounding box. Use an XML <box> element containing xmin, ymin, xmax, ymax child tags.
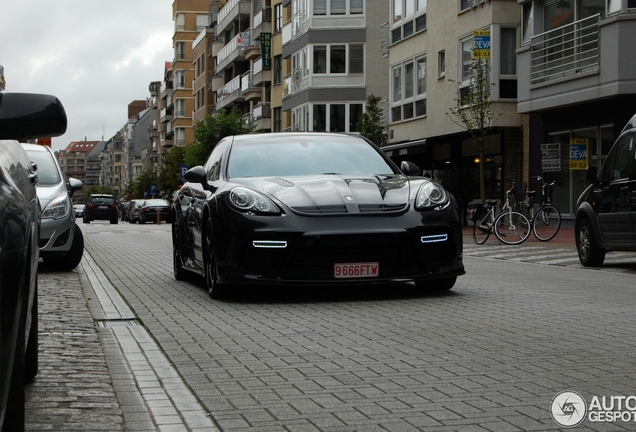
<box><xmin>602</xmin><ymin>134</ymin><xmax>633</xmax><ymax>183</ymax></box>
<box><xmin>204</xmin><ymin>140</ymin><xmax>226</xmax><ymax>182</ymax></box>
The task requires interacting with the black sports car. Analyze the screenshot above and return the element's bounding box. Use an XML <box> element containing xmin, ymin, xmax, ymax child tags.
<box><xmin>172</xmin><ymin>132</ymin><xmax>464</xmax><ymax>299</ymax></box>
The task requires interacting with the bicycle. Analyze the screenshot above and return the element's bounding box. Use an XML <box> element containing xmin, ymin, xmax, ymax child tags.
<box><xmin>521</xmin><ymin>176</ymin><xmax>562</xmax><ymax>241</ymax></box>
<box><xmin>492</xmin><ymin>180</ymin><xmax>531</xmax><ymax>245</ymax></box>
<box><xmin>471</xmin><ymin>180</ymin><xmax>531</xmax><ymax>245</ymax></box>
<box><xmin>471</xmin><ymin>200</ymin><xmax>498</xmax><ymax>244</ymax></box>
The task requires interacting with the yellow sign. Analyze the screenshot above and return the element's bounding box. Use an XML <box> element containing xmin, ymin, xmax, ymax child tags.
<box><xmin>473</xmin><ymin>29</ymin><xmax>491</xmax><ymax>59</ymax></box>
<box><xmin>569</xmin><ymin>139</ymin><xmax>589</xmax><ymax>170</ymax></box>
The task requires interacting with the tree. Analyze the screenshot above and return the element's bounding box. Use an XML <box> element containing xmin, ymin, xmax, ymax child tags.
<box><xmin>357</xmin><ymin>95</ymin><xmax>388</xmax><ymax>146</ymax></box>
<box><xmin>84</xmin><ymin>185</ymin><xmax>114</xmax><ymax>202</ymax></box>
<box><xmin>447</xmin><ymin>59</ymin><xmax>500</xmax><ymax>204</ymax></box>
<box><xmin>185</xmin><ymin>107</ymin><xmax>253</xmax><ymax>167</ymax></box>
<box><xmin>158</xmin><ymin>146</ymin><xmax>186</xmax><ymax>195</ymax></box>
<box><xmin>126</xmin><ymin>169</ymin><xmax>157</xmax><ymax>199</ymax></box>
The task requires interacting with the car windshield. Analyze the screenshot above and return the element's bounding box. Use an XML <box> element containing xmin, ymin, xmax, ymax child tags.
<box><xmin>227</xmin><ymin>135</ymin><xmax>396</xmax><ymax>179</ymax></box>
<box><xmin>143</xmin><ymin>199</ymin><xmax>169</xmax><ymax>206</ymax></box>
<box><xmin>91</xmin><ymin>196</ymin><xmax>114</xmax><ymax>204</ymax></box>
<box><xmin>24</xmin><ymin>148</ymin><xmax>60</xmax><ymax>186</ymax></box>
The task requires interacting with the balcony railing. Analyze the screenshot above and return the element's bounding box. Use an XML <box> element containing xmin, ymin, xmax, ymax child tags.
<box><xmin>530</xmin><ymin>14</ymin><xmax>600</xmax><ymax>85</ymax></box>
<box><xmin>217</xmin><ymin>75</ymin><xmax>241</xmax><ymax>102</ymax></box>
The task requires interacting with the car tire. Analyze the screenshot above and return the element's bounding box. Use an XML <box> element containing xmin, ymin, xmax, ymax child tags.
<box><xmin>111</xmin><ymin>218</ymin><xmax>118</xmax><ymax>224</ymax></box>
<box><xmin>25</xmin><ymin>283</ymin><xmax>38</xmax><ymax>383</ymax></box>
<box><xmin>83</xmin><ymin>215</ymin><xmax>90</xmax><ymax>224</ymax></box>
<box><xmin>576</xmin><ymin>218</ymin><xmax>606</xmax><ymax>267</ymax></box>
<box><xmin>204</xmin><ymin>218</ymin><xmax>225</xmax><ymax>299</ymax></box>
<box><xmin>44</xmin><ymin>224</ymin><xmax>84</xmax><ymax>271</ymax></box>
<box><xmin>172</xmin><ymin>221</ymin><xmax>188</xmax><ymax>281</ymax></box>
<box><xmin>415</xmin><ymin>276</ymin><xmax>456</xmax><ymax>292</ymax></box>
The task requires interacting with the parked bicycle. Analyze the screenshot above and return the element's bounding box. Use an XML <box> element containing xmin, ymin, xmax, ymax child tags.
<box><xmin>520</xmin><ymin>176</ymin><xmax>562</xmax><ymax>241</ymax></box>
<box><xmin>471</xmin><ymin>179</ymin><xmax>531</xmax><ymax>245</ymax></box>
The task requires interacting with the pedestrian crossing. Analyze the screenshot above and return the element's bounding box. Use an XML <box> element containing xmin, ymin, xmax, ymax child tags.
<box><xmin>463</xmin><ymin>241</ymin><xmax>636</xmax><ymax>274</ymax></box>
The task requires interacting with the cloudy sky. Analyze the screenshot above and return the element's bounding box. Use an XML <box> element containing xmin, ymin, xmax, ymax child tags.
<box><xmin>2</xmin><ymin>1</ymin><xmax>175</xmax><ymax>152</ymax></box>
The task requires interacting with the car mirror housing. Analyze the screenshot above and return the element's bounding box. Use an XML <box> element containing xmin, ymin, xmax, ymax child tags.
<box><xmin>585</xmin><ymin>165</ymin><xmax>598</xmax><ymax>185</ymax></box>
<box><xmin>400</xmin><ymin>160</ymin><xmax>421</xmax><ymax>176</ymax></box>
<box><xmin>0</xmin><ymin>92</ymin><xmax>68</xmax><ymax>140</ymax></box>
<box><xmin>184</xmin><ymin>165</ymin><xmax>207</xmax><ymax>185</ymax></box>
<box><xmin>67</xmin><ymin>177</ymin><xmax>84</xmax><ymax>197</ymax></box>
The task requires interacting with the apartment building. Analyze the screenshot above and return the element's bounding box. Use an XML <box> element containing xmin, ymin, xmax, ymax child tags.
<box><xmin>517</xmin><ymin>0</ymin><xmax>636</xmax><ymax>217</ymax></box>
<box><xmin>383</xmin><ymin>0</ymin><xmax>522</xmax><ymax>200</ymax></box>
<box><xmin>280</xmin><ymin>0</ymin><xmax>389</xmax><ymax>133</ymax></box>
<box><xmin>57</xmin><ymin>140</ymin><xmax>101</xmax><ymax>198</ymax></box>
<box><xmin>101</xmin><ymin>133</ymin><xmax>125</xmax><ymax>199</ymax></box>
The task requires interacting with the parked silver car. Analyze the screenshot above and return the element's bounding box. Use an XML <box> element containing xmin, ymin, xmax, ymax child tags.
<box><xmin>22</xmin><ymin>143</ymin><xmax>84</xmax><ymax>271</ymax></box>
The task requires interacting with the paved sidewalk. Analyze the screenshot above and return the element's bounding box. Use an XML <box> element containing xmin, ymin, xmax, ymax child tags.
<box><xmin>462</xmin><ymin>225</ymin><xmax>576</xmax><ymax>248</ymax></box>
<box><xmin>26</xmin><ymin>251</ymin><xmax>218</xmax><ymax>432</ymax></box>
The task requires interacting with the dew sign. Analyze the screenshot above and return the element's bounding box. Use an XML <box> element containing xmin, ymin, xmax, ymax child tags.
<box><xmin>570</xmin><ymin>139</ymin><xmax>589</xmax><ymax>170</ymax></box>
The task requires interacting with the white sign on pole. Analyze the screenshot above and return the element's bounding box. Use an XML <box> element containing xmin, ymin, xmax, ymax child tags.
<box><xmin>541</xmin><ymin>143</ymin><xmax>561</xmax><ymax>172</ymax></box>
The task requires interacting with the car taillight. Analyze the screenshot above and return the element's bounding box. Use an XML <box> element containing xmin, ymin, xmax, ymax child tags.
<box><xmin>143</xmin><ymin>207</ymin><xmax>150</xmax><ymax>212</ymax></box>
<box><xmin>87</xmin><ymin>203</ymin><xmax>96</xmax><ymax>209</ymax></box>
<box><xmin>109</xmin><ymin>204</ymin><xmax>117</xmax><ymax>210</ymax></box>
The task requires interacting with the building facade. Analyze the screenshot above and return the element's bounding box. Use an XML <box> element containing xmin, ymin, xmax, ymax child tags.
<box><xmin>383</xmin><ymin>0</ymin><xmax>522</xmax><ymax>203</ymax></box>
<box><xmin>517</xmin><ymin>0</ymin><xmax>636</xmax><ymax>217</ymax></box>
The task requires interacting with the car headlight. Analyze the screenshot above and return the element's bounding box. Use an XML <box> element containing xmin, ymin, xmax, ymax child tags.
<box><xmin>228</xmin><ymin>187</ymin><xmax>280</xmax><ymax>214</ymax></box>
<box><xmin>42</xmin><ymin>195</ymin><xmax>70</xmax><ymax>220</ymax></box>
<box><xmin>415</xmin><ymin>181</ymin><xmax>448</xmax><ymax>210</ymax></box>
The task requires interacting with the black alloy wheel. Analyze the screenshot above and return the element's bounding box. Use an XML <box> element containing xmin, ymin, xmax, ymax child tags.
<box><xmin>204</xmin><ymin>217</ymin><xmax>225</xmax><ymax>299</ymax></box>
<box><xmin>172</xmin><ymin>218</ymin><xmax>188</xmax><ymax>281</ymax></box>
<box><xmin>576</xmin><ymin>218</ymin><xmax>606</xmax><ymax>267</ymax></box>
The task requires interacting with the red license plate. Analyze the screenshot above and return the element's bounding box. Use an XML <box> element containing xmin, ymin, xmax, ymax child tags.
<box><xmin>334</xmin><ymin>262</ymin><xmax>379</xmax><ymax>279</ymax></box>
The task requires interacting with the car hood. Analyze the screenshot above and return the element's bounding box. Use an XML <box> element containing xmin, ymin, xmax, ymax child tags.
<box><xmin>35</xmin><ymin>182</ymin><xmax>67</xmax><ymax>209</ymax></box>
<box><xmin>236</xmin><ymin>174</ymin><xmax>412</xmax><ymax>214</ymax></box>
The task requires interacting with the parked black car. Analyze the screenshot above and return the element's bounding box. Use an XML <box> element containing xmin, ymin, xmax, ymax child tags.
<box><xmin>127</xmin><ymin>199</ymin><xmax>143</xmax><ymax>223</ymax></box>
<box><xmin>138</xmin><ymin>198</ymin><xmax>171</xmax><ymax>224</ymax></box>
<box><xmin>575</xmin><ymin>113</ymin><xmax>636</xmax><ymax>266</ymax></box>
<box><xmin>172</xmin><ymin>132</ymin><xmax>464</xmax><ymax>299</ymax></box>
<box><xmin>0</xmin><ymin>92</ymin><xmax>67</xmax><ymax>430</ymax></box>
<box><xmin>83</xmin><ymin>193</ymin><xmax>118</xmax><ymax>224</ymax></box>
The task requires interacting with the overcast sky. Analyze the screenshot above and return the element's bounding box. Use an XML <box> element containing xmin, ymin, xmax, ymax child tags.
<box><xmin>1</xmin><ymin>1</ymin><xmax>175</xmax><ymax>152</ymax></box>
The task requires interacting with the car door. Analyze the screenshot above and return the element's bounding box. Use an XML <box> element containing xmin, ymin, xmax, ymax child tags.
<box><xmin>596</xmin><ymin>133</ymin><xmax>636</xmax><ymax>244</ymax></box>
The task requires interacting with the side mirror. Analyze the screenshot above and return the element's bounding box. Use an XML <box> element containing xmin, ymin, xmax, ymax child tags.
<box><xmin>585</xmin><ymin>165</ymin><xmax>598</xmax><ymax>185</ymax></box>
<box><xmin>0</xmin><ymin>93</ymin><xmax>68</xmax><ymax>140</ymax></box>
<box><xmin>184</xmin><ymin>166</ymin><xmax>207</xmax><ymax>184</ymax></box>
<box><xmin>400</xmin><ymin>160</ymin><xmax>421</xmax><ymax>176</ymax></box>
<box><xmin>67</xmin><ymin>178</ymin><xmax>84</xmax><ymax>197</ymax></box>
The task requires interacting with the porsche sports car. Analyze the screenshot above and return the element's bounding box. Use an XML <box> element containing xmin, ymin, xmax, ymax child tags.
<box><xmin>172</xmin><ymin>132</ymin><xmax>464</xmax><ymax>299</ymax></box>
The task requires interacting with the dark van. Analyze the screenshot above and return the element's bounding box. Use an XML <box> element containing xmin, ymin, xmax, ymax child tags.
<box><xmin>575</xmin><ymin>114</ymin><xmax>636</xmax><ymax>266</ymax></box>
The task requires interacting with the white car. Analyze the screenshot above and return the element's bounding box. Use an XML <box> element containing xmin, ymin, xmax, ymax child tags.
<box><xmin>22</xmin><ymin>143</ymin><xmax>84</xmax><ymax>271</ymax></box>
<box><xmin>73</xmin><ymin>204</ymin><xmax>85</xmax><ymax>218</ymax></box>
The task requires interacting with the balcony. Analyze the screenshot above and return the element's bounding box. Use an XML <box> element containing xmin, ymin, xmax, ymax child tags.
<box><xmin>216</xmin><ymin>31</ymin><xmax>250</xmax><ymax>72</ymax></box>
<box><xmin>253</xmin><ymin>57</ymin><xmax>271</xmax><ymax>87</ymax></box>
<box><xmin>242</xmin><ymin>71</ymin><xmax>261</xmax><ymax>101</ymax></box>
<box><xmin>160</xmin><ymin>80</ymin><xmax>173</xmax><ymax>101</ymax></box>
<box><xmin>217</xmin><ymin>0</ymin><xmax>252</xmax><ymax>35</ymax></box>
<box><xmin>216</xmin><ymin>75</ymin><xmax>245</xmax><ymax>109</ymax></box>
<box><xmin>517</xmin><ymin>12</ymin><xmax>636</xmax><ymax>113</ymax></box>
<box><xmin>530</xmin><ymin>14</ymin><xmax>600</xmax><ymax>86</ymax></box>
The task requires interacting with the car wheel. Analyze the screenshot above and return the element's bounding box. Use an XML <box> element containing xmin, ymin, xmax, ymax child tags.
<box><xmin>25</xmin><ymin>282</ymin><xmax>38</xmax><ymax>383</ymax></box>
<box><xmin>44</xmin><ymin>224</ymin><xmax>84</xmax><ymax>271</ymax></box>
<box><xmin>204</xmin><ymin>218</ymin><xmax>225</xmax><ymax>299</ymax></box>
<box><xmin>172</xmin><ymin>220</ymin><xmax>188</xmax><ymax>281</ymax></box>
<box><xmin>576</xmin><ymin>218</ymin><xmax>606</xmax><ymax>267</ymax></box>
<box><xmin>83</xmin><ymin>216</ymin><xmax>90</xmax><ymax>224</ymax></box>
<box><xmin>111</xmin><ymin>218</ymin><xmax>118</xmax><ymax>224</ymax></box>
<box><xmin>415</xmin><ymin>276</ymin><xmax>457</xmax><ymax>292</ymax></box>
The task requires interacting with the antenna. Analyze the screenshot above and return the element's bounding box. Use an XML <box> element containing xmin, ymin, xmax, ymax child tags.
<box><xmin>102</xmin><ymin>119</ymin><xmax>105</xmax><ymax>141</ymax></box>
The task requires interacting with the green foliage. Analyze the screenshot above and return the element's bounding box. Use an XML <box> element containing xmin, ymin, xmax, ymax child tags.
<box><xmin>185</xmin><ymin>107</ymin><xmax>253</xmax><ymax>167</ymax></box>
<box><xmin>84</xmin><ymin>185</ymin><xmax>114</xmax><ymax>202</ymax></box>
<box><xmin>158</xmin><ymin>146</ymin><xmax>186</xmax><ymax>195</ymax></box>
<box><xmin>126</xmin><ymin>169</ymin><xmax>157</xmax><ymax>199</ymax></box>
<box><xmin>357</xmin><ymin>95</ymin><xmax>388</xmax><ymax>146</ymax></box>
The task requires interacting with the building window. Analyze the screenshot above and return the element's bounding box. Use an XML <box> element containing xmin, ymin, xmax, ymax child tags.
<box><xmin>460</xmin><ymin>38</ymin><xmax>473</xmax><ymax>83</ymax></box>
<box><xmin>311</xmin><ymin>44</ymin><xmax>362</xmax><ymax>75</ymax></box>
<box><xmin>438</xmin><ymin>50</ymin><xmax>445</xmax><ymax>78</ymax></box>
<box><xmin>392</xmin><ymin>0</ymin><xmax>427</xmax><ymax>44</ymax></box>
<box><xmin>390</xmin><ymin>55</ymin><xmax>427</xmax><ymax>123</ymax></box>
<box><xmin>314</xmin><ymin>46</ymin><xmax>327</xmax><ymax>74</ymax></box>
<box><xmin>330</xmin><ymin>45</ymin><xmax>346</xmax><ymax>73</ymax></box>
<box><xmin>330</xmin><ymin>104</ymin><xmax>346</xmax><ymax>131</ymax></box>
<box><xmin>314</xmin><ymin>0</ymin><xmax>362</xmax><ymax>15</ymax></box>
<box><xmin>274</xmin><ymin>4</ymin><xmax>283</xmax><ymax>32</ymax></box>
<box><xmin>350</xmin><ymin>104</ymin><xmax>363</xmax><ymax>132</ymax></box>
<box><xmin>273</xmin><ymin>107</ymin><xmax>282</xmax><ymax>132</ymax></box>
<box><xmin>522</xmin><ymin>2</ymin><xmax>534</xmax><ymax>44</ymax></box>
<box><xmin>274</xmin><ymin>55</ymin><xmax>282</xmax><ymax>84</ymax></box>
<box><xmin>331</xmin><ymin>0</ymin><xmax>346</xmax><ymax>15</ymax></box>
<box><xmin>349</xmin><ymin>44</ymin><xmax>364</xmax><ymax>73</ymax></box>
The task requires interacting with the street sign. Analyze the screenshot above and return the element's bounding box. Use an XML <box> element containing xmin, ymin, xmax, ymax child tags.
<box><xmin>541</xmin><ymin>143</ymin><xmax>561</xmax><ymax>172</ymax></box>
<box><xmin>569</xmin><ymin>139</ymin><xmax>589</xmax><ymax>170</ymax></box>
<box><xmin>150</xmin><ymin>184</ymin><xmax>157</xmax><ymax>195</ymax></box>
<box><xmin>181</xmin><ymin>165</ymin><xmax>189</xmax><ymax>183</ymax></box>
<box><xmin>473</xmin><ymin>30</ymin><xmax>491</xmax><ymax>59</ymax></box>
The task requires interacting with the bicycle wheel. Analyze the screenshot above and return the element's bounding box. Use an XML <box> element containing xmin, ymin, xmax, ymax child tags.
<box><xmin>472</xmin><ymin>213</ymin><xmax>491</xmax><ymax>245</ymax></box>
<box><xmin>493</xmin><ymin>211</ymin><xmax>531</xmax><ymax>245</ymax></box>
<box><xmin>533</xmin><ymin>205</ymin><xmax>561</xmax><ymax>241</ymax></box>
